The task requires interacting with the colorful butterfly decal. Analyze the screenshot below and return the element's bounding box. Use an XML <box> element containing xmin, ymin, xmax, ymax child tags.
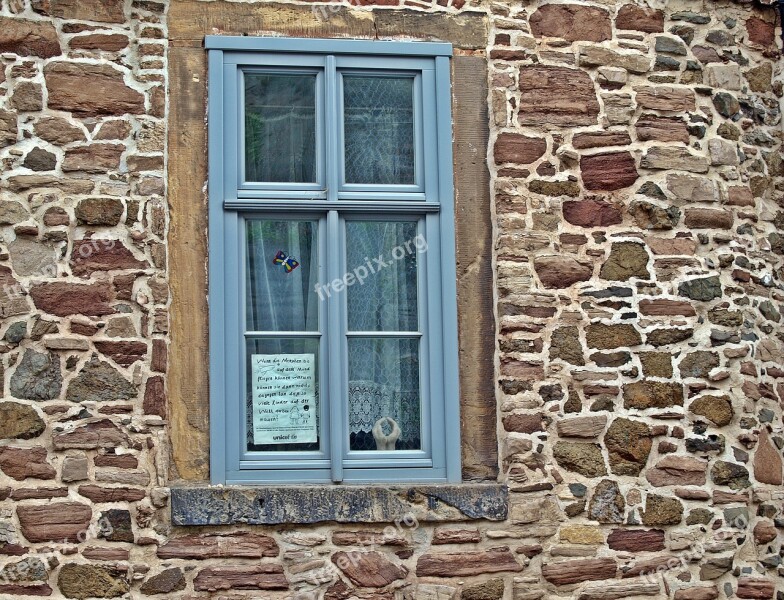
<box><xmin>272</xmin><ymin>250</ymin><xmax>300</xmax><ymax>273</ymax></box>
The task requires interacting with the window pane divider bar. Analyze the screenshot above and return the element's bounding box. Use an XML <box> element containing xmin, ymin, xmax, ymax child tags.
<box><xmin>238</xmin><ymin>188</ymin><xmax>326</xmax><ymax>197</ymax></box>
<box><xmin>346</xmin><ymin>331</ymin><xmax>422</xmax><ymax>338</ymax></box>
<box><xmin>235</xmin><ymin>191</ymin><xmax>428</xmax><ymax>201</ymax></box>
<box><xmin>244</xmin><ymin>331</ymin><xmax>321</xmax><ymax>338</ymax></box>
<box><xmin>225</xmin><ymin>200</ymin><xmax>440</xmax><ymax>213</ymax></box>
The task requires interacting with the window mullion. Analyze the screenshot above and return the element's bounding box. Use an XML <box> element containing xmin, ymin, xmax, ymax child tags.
<box><xmin>326</xmin><ymin>209</ymin><xmax>344</xmax><ymax>482</ymax></box>
<box><xmin>325</xmin><ymin>55</ymin><xmax>345</xmax><ymax>482</ymax></box>
<box><xmin>325</xmin><ymin>55</ymin><xmax>339</xmax><ymax>203</ymax></box>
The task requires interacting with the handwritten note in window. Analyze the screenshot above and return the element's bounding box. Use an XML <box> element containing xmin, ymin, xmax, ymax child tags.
<box><xmin>251</xmin><ymin>354</ymin><xmax>317</xmax><ymax>445</ymax></box>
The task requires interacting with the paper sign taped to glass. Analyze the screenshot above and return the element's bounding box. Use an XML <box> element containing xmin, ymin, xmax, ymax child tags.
<box><xmin>251</xmin><ymin>353</ymin><xmax>317</xmax><ymax>445</ymax></box>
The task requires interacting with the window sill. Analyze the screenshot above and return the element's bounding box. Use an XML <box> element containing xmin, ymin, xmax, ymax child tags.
<box><xmin>170</xmin><ymin>483</ymin><xmax>508</xmax><ymax>525</ymax></box>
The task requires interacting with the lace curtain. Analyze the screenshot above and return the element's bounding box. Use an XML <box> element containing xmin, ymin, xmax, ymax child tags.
<box><xmin>346</xmin><ymin>222</ymin><xmax>421</xmax><ymax>450</ymax></box>
<box><xmin>343</xmin><ymin>76</ymin><xmax>415</xmax><ymax>185</ymax></box>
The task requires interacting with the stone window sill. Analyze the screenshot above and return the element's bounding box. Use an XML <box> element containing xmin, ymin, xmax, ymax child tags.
<box><xmin>170</xmin><ymin>484</ymin><xmax>508</xmax><ymax>525</ymax></box>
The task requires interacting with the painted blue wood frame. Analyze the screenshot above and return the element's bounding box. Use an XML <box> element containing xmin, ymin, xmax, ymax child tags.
<box><xmin>208</xmin><ymin>36</ymin><xmax>460</xmax><ymax>484</ymax></box>
<box><xmin>206</xmin><ymin>36</ymin><xmax>452</xmax><ymax>57</ymax></box>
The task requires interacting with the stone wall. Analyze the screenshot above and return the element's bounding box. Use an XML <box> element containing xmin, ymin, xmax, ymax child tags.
<box><xmin>491</xmin><ymin>1</ymin><xmax>784</xmax><ymax>599</ymax></box>
<box><xmin>0</xmin><ymin>0</ymin><xmax>781</xmax><ymax>598</ymax></box>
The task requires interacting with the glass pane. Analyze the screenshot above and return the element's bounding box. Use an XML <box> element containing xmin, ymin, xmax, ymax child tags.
<box><xmin>346</xmin><ymin>221</ymin><xmax>421</xmax><ymax>332</ymax></box>
<box><xmin>245</xmin><ymin>73</ymin><xmax>317</xmax><ymax>183</ymax></box>
<box><xmin>246</xmin><ymin>220</ymin><xmax>319</xmax><ymax>332</ymax></box>
<box><xmin>246</xmin><ymin>338</ymin><xmax>320</xmax><ymax>452</ymax></box>
<box><xmin>348</xmin><ymin>338</ymin><xmax>420</xmax><ymax>451</ymax></box>
<box><xmin>343</xmin><ymin>76</ymin><xmax>415</xmax><ymax>185</ymax></box>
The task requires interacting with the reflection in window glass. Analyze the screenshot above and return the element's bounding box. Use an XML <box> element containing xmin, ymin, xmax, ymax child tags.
<box><xmin>246</xmin><ymin>220</ymin><xmax>319</xmax><ymax>332</ymax></box>
<box><xmin>245</xmin><ymin>74</ymin><xmax>317</xmax><ymax>183</ymax></box>
<box><xmin>346</xmin><ymin>221</ymin><xmax>419</xmax><ymax>332</ymax></box>
<box><xmin>343</xmin><ymin>76</ymin><xmax>415</xmax><ymax>185</ymax></box>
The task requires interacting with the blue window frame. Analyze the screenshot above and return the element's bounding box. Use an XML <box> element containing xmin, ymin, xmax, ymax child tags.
<box><xmin>207</xmin><ymin>37</ymin><xmax>460</xmax><ymax>484</ymax></box>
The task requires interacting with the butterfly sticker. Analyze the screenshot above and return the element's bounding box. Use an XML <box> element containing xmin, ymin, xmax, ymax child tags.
<box><xmin>272</xmin><ymin>250</ymin><xmax>300</xmax><ymax>273</ymax></box>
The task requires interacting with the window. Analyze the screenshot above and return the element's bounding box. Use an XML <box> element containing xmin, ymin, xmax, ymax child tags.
<box><xmin>207</xmin><ymin>37</ymin><xmax>460</xmax><ymax>484</ymax></box>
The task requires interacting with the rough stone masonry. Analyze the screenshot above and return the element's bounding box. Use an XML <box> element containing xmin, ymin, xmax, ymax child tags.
<box><xmin>0</xmin><ymin>0</ymin><xmax>781</xmax><ymax>598</ymax></box>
